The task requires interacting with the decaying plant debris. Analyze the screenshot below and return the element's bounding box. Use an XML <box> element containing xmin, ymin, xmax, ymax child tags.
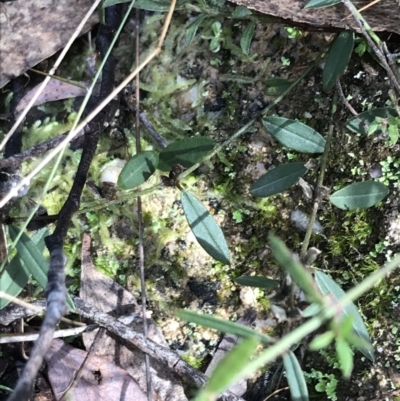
<box><xmin>0</xmin><ymin>1</ymin><xmax>400</xmax><ymax>401</ymax></box>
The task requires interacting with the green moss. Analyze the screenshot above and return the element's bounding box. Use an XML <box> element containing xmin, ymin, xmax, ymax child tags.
<box><xmin>180</xmin><ymin>353</ymin><xmax>206</xmax><ymax>370</ymax></box>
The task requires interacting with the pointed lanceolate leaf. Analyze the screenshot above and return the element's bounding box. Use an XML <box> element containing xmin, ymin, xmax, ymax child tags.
<box><xmin>9</xmin><ymin>226</ymin><xmax>75</xmax><ymax>311</ymax></box>
<box><xmin>269</xmin><ymin>234</ymin><xmax>324</xmax><ymax>304</ymax></box>
<box><xmin>330</xmin><ymin>181</ymin><xmax>388</xmax><ymax>210</ymax></box>
<box><xmin>0</xmin><ymin>228</ymin><xmax>47</xmax><ymax>309</ymax></box>
<box><xmin>304</xmin><ymin>0</ymin><xmax>341</xmax><ymax>8</ymax></box>
<box><xmin>177</xmin><ymin>309</ymin><xmax>273</xmax><ymax>343</ymax></box>
<box><xmin>158</xmin><ymin>137</ymin><xmax>215</xmax><ymax>171</ymax></box>
<box><xmin>201</xmin><ymin>337</ymin><xmax>259</xmax><ymax>398</ymax></box>
<box><xmin>234</xmin><ymin>276</ymin><xmax>279</xmax><ymax>289</ymax></box>
<box><xmin>182</xmin><ymin>191</ymin><xmax>230</xmax><ymax>265</ymax></box>
<box><xmin>117</xmin><ymin>151</ymin><xmax>158</xmax><ymax>190</ymax></box>
<box><xmin>283</xmin><ymin>351</ymin><xmax>309</xmax><ymax>401</ymax></box>
<box><xmin>263</xmin><ymin>117</ymin><xmax>325</xmax><ymax>153</ymax></box>
<box><xmin>250</xmin><ymin>162</ymin><xmax>307</xmax><ymax>198</ymax></box>
<box><xmin>186</xmin><ymin>14</ymin><xmax>207</xmax><ymax>45</ymax></box>
<box><xmin>346</xmin><ymin>107</ymin><xmax>398</xmax><ymax>135</ymax></box>
<box><xmin>9</xmin><ymin>226</ymin><xmax>49</xmax><ymax>290</ymax></box>
<box><xmin>264</xmin><ymin>78</ymin><xmax>292</xmax><ymax>96</ymax></box>
<box><xmin>315</xmin><ymin>270</ymin><xmax>374</xmax><ymax>361</ymax></box>
<box><xmin>323</xmin><ymin>31</ymin><xmax>354</xmax><ymax>91</ymax></box>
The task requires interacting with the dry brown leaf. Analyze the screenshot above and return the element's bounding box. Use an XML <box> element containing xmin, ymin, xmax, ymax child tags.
<box><xmin>45</xmin><ymin>338</ymin><xmax>147</xmax><ymax>401</ymax></box>
<box><xmin>79</xmin><ymin>233</ymin><xmax>188</xmax><ymax>401</ymax></box>
<box><xmin>0</xmin><ymin>0</ymin><xmax>99</xmax><ymax>89</ymax></box>
<box><xmin>16</xmin><ymin>80</ymin><xmax>102</xmax><ymax>112</ymax></box>
<box><xmin>229</xmin><ymin>0</ymin><xmax>400</xmax><ymax>35</ymax></box>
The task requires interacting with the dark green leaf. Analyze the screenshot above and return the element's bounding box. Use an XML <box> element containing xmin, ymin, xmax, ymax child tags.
<box><xmin>304</xmin><ymin>0</ymin><xmax>341</xmax><ymax>8</ymax></box>
<box><xmin>323</xmin><ymin>31</ymin><xmax>354</xmax><ymax>91</ymax></box>
<box><xmin>9</xmin><ymin>226</ymin><xmax>49</xmax><ymax>290</ymax></box>
<box><xmin>263</xmin><ymin>117</ymin><xmax>325</xmax><ymax>153</ymax></box>
<box><xmin>240</xmin><ymin>22</ymin><xmax>256</xmax><ymax>55</ymax></box>
<box><xmin>264</xmin><ymin>78</ymin><xmax>292</xmax><ymax>96</ymax></box>
<box><xmin>330</xmin><ymin>181</ymin><xmax>388</xmax><ymax>210</ymax></box>
<box><xmin>177</xmin><ymin>309</ymin><xmax>273</xmax><ymax>343</ymax></box>
<box><xmin>283</xmin><ymin>351</ymin><xmax>309</xmax><ymax>401</ymax></box>
<box><xmin>181</xmin><ymin>191</ymin><xmax>230</xmax><ymax>265</ymax></box>
<box><xmin>335</xmin><ymin>339</ymin><xmax>354</xmax><ymax>378</ymax></box>
<box><xmin>269</xmin><ymin>234</ymin><xmax>323</xmax><ymax>304</ymax></box>
<box><xmin>315</xmin><ymin>270</ymin><xmax>374</xmax><ymax>361</ymax></box>
<box><xmin>250</xmin><ymin>162</ymin><xmax>307</xmax><ymax>198</ymax></box>
<box><xmin>346</xmin><ymin>107</ymin><xmax>398</xmax><ymax>135</ymax></box>
<box><xmin>234</xmin><ymin>276</ymin><xmax>279</xmax><ymax>289</ymax></box>
<box><xmin>203</xmin><ymin>337</ymin><xmax>258</xmax><ymax>397</ymax></box>
<box><xmin>117</xmin><ymin>151</ymin><xmax>158</xmax><ymax>190</ymax></box>
<box><xmin>8</xmin><ymin>226</ymin><xmax>75</xmax><ymax>312</ymax></box>
<box><xmin>158</xmin><ymin>137</ymin><xmax>214</xmax><ymax>171</ymax></box>
<box><xmin>0</xmin><ymin>228</ymin><xmax>47</xmax><ymax>309</ymax></box>
<box><xmin>185</xmin><ymin>15</ymin><xmax>207</xmax><ymax>46</ymax></box>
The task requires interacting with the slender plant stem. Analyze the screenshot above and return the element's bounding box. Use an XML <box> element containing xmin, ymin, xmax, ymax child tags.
<box><xmin>300</xmin><ymin>91</ymin><xmax>338</xmax><ymax>258</ymax></box>
<box><xmin>134</xmin><ymin>5</ymin><xmax>152</xmax><ymax>399</ymax></box>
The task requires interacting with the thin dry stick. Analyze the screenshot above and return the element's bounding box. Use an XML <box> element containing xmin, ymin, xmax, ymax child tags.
<box><xmin>0</xmin><ymin>0</ymin><xmax>177</xmax><ymax>209</ymax></box>
<box><xmin>342</xmin><ymin>0</ymin><xmax>382</xmax><ymax>20</ymax></box>
<box><xmin>0</xmin><ymin>0</ymin><xmax>102</xmax><ymax>153</ymax></box>
<box><xmin>0</xmin><ymin>326</ymin><xmax>92</xmax><ymax>344</ymax></box>
<box><xmin>300</xmin><ymin>91</ymin><xmax>338</xmax><ymax>259</ymax></box>
<box><xmin>336</xmin><ymin>79</ymin><xmax>368</xmax><ymax>131</ymax></box>
<box><xmin>135</xmin><ymin>7</ymin><xmax>152</xmax><ymax>400</ymax></box>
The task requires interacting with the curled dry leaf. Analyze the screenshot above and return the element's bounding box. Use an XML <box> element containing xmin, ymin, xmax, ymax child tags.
<box><xmin>0</xmin><ymin>0</ymin><xmax>99</xmax><ymax>89</ymax></box>
<box><xmin>16</xmin><ymin>80</ymin><xmax>101</xmax><ymax>112</ymax></box>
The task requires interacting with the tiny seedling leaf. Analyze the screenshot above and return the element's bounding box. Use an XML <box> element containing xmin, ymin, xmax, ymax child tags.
<box><xmin>323</xmin><ymin>31</ymin><xmax>354</xmax><ymax>91</ymax></box>
<box><xmin>117</xmin><ymin>150</ymin><xmax>158</xmax><ymax>190</ymax></box>
<box><xmin>263</xmin><ymin>117</ymin><xmax>325</xmax><ymax>153</ymax></box>
<box><xmin>264</xmin><ymin>78</ymin><xmax>292</xmax><ymax>96</ymax></box>
<box><xmin>240</xmin><ymin>21</ymin><xmax>256</xmax><ymax>56</ymax></box>
<box><xmin>182</xmin><ymin>191</ymin><xmax>230</xmax><ymax>265</ymax></box>
<box><xmin>283</xmin><ymin>351</ymin><xmax>309</xmax><ymax>401</ymax></box>
<box><xmin>177</xmin><ymin>309</ymin><xmax>273</xmax><ymax>343</ymax></box>
<box><xmin>269</xmin><ymin>234</ymin><xmax>323</xmax><ymax>304</ymax></box>
<box><xmin>199</xmin><ymin>337</ymin><xmax>258</xmax><ymax>399</ymax></box>
<box><xmin>304</xmin><ymin>0</ymin><xmax>341</xmax><ymax>8</ymax></box>
<box><xmin>186</xmin><ymin>14</ymin><xmax>207</xmax><ymax>46</ymax></box>
<box><xmin>335</xmin><ymin>339</ymin><xmax>354</xmax><ymax>378</ymax></box>
<box><xmin>346</xmin><ymin>107</ymin><xmax>398</xmax><ymax>135</ymax></box>
<box><xmin>250</xmin><ymin>162</ymin><xmax>307</xmax><ymax>198</ymax></box>
<box><xmin>315</xmin><ymin>270</ymin><xmax>374</xmax><ymax>361</ymax></box>
<box><xmin>330</xmin><ymin>181</ymin><xmax>388</xmax><ymax>210</ymax></box>
<box><xmin>158</xmin><ymin>137</ymin><xmax>215</xmax><ymax>171</ymax></box>
<box><xmin>234</xmin><ymin>276</ymin><xmax>279</xmax><ymax>289</ymax></box>
<box><xmin>0</xmin><ymin>228</ymin><xmax>47</xmax><ymax>309</ymax></box>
